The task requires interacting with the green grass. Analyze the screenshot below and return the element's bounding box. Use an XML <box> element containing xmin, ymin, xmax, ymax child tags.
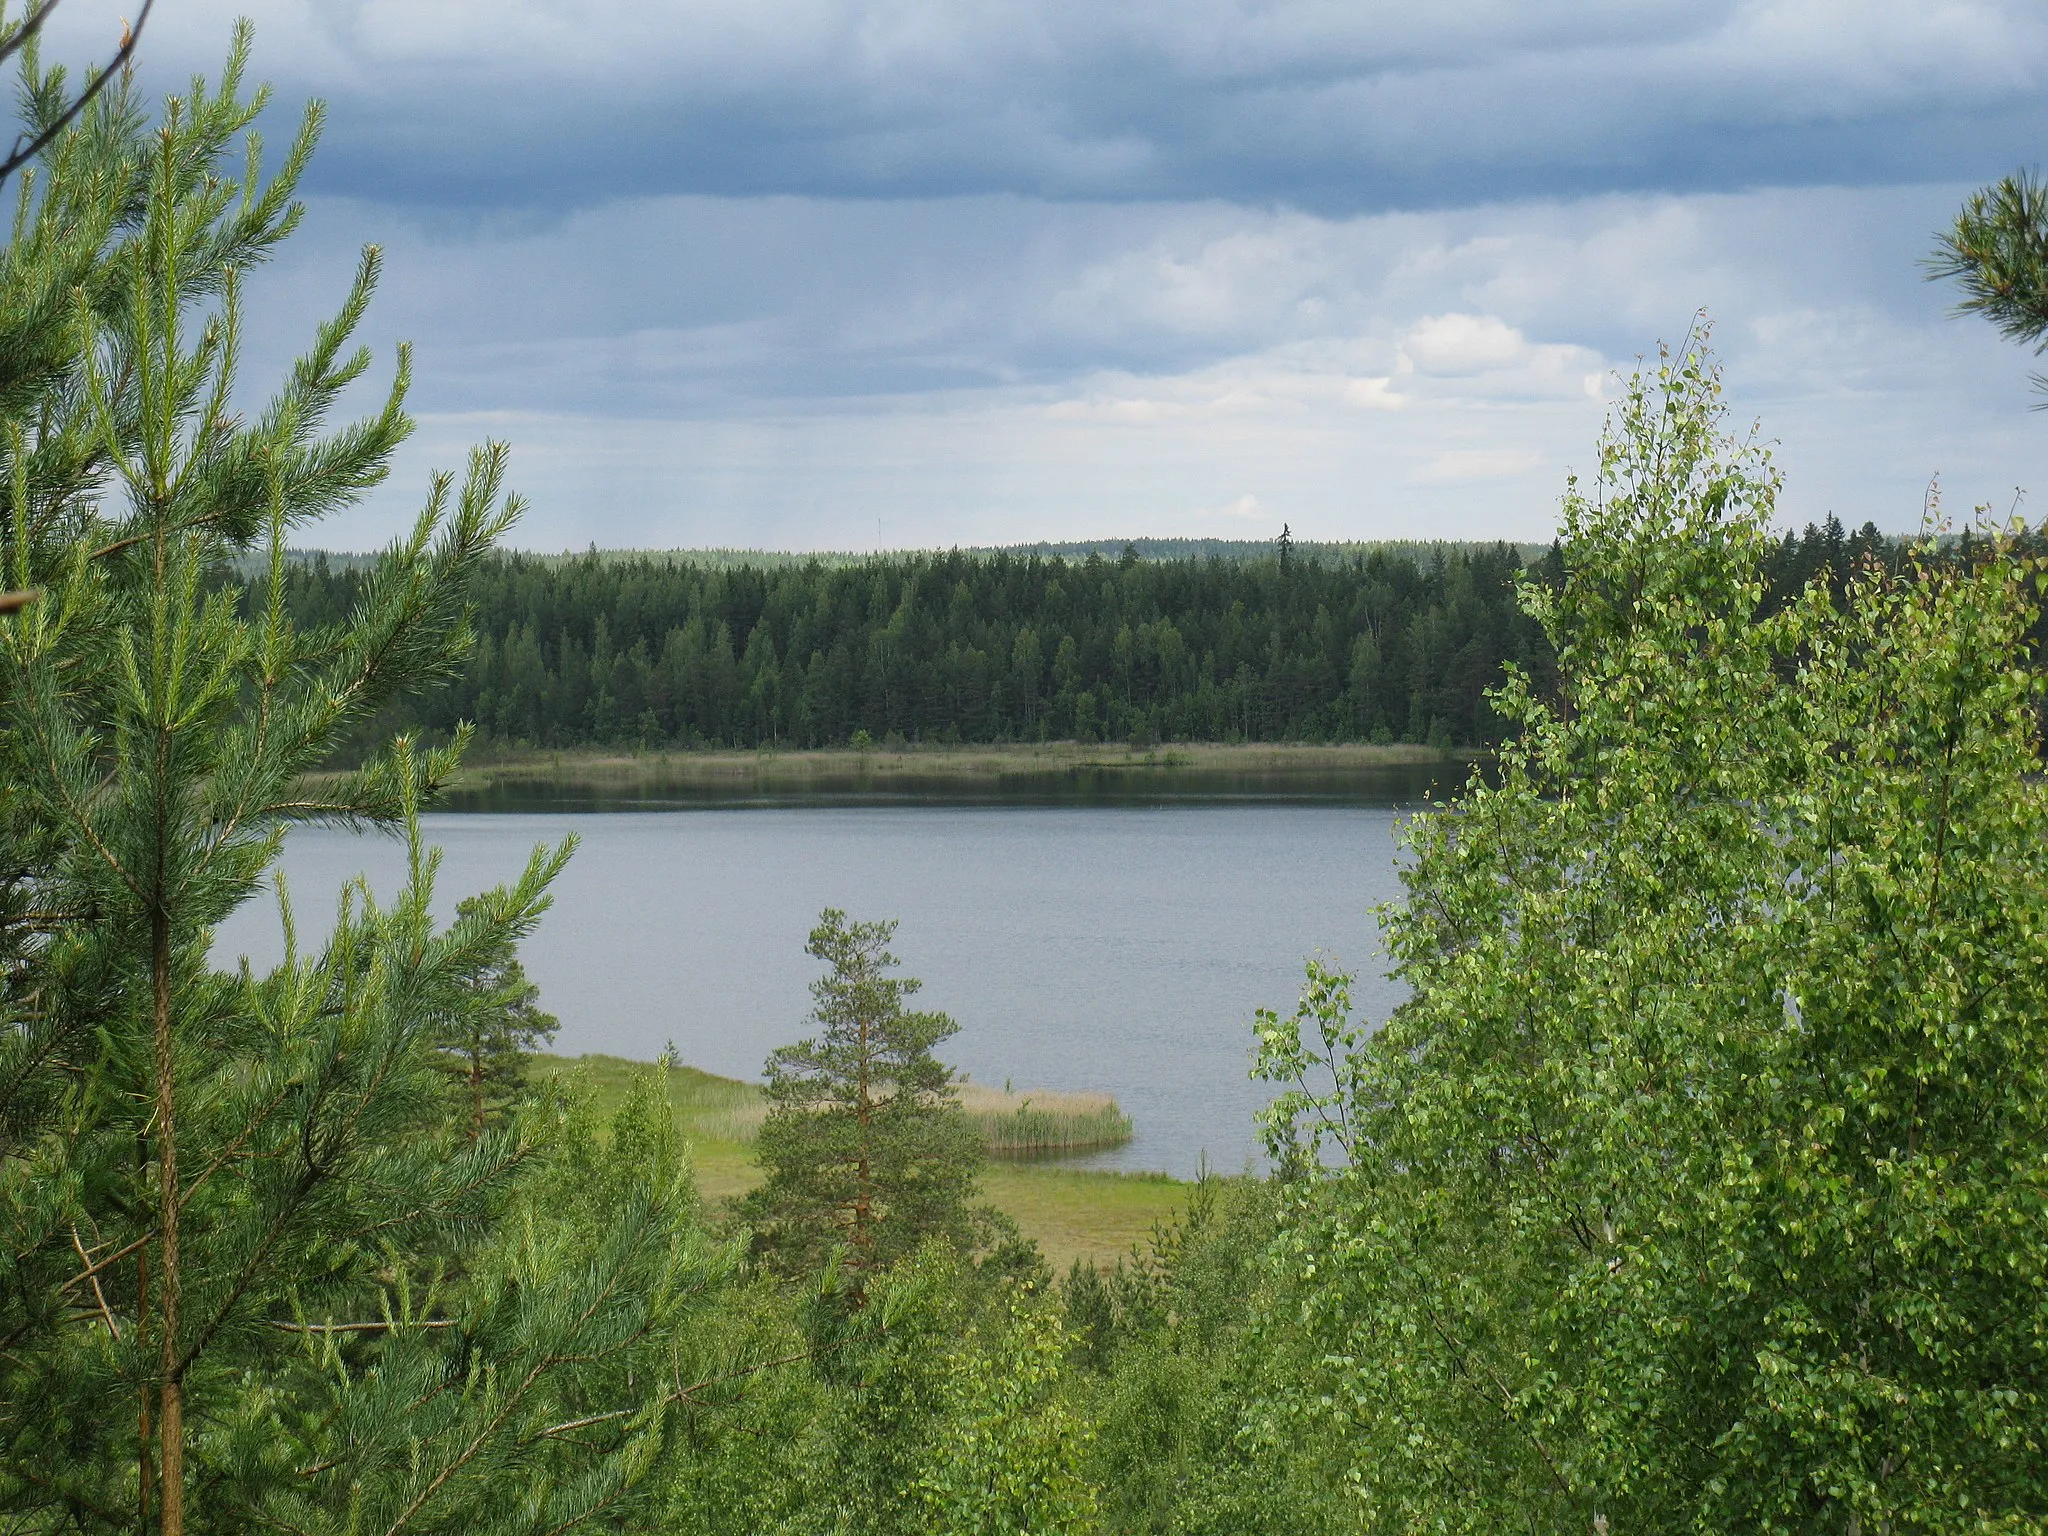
<box><xmin>529</xmin><ymin>1053</ymin><xmax>1180</xmax><ymax>1270</ymax></box>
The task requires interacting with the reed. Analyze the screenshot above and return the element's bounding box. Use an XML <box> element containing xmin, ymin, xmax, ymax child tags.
<box><xmin>958</xmin><ymin>1081</ymin><xmax>1134</xmax><ymax>1158</ymax></box>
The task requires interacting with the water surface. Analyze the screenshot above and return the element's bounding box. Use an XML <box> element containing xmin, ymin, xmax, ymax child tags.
<box><xmin>214</xmin><ymin>803</ymin><xmax>1415</xmax><ymax>1175</ymax></box>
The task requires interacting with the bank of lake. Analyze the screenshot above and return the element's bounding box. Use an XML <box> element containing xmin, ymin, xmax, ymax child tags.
<box><xmin>537</xmin><ymin>1053</ymin><xmax>1186</xmax><ymax>1272</ymax></box>
<box><xmin>437</xmin><ymin>738</ymin><xmax>1474</xmax><ymax>809</ymax></box>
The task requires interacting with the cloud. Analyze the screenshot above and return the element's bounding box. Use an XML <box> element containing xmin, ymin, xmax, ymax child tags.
<box><xmin>1412</xmin><ymin>448</ymin><xmax>1546</xmax><ymax>484</ymax></box>
<box><xmin>216</xmin><ymin>177</ymin><xmax>2048</xmax><ymax>553</ymax></box>
<box><xmin>56</xmin><ymin>0</ymin><xmax>2048</xmax><ymax>212</ymax></box>
<box><xmin>1190</xmin><ymin>494</ymin><xmax>1269</xmax><ymax>525</ymax></box>
<box><xmin>1402</xmin><ymin>314</ymin><xmax>1530</xmax><ymax>376</ymax></box>
<box><xmin>35</xmin><ymin>3</ymin><xmax>2037</xmax><ymax>558</ymax></box>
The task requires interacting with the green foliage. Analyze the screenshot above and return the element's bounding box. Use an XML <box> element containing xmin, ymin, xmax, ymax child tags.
<box><xmin>744</xmin><ymin>911</ymin><xmax>982</xmax><ymax>1278</ymax></box>
<box><xmin>259</xmin><ymin>538</ymin><xmax>1553</xmax><ymax>751</ymax></box>
<box><xmin>0</xmin><ymin>31</ymin><xmax>732</xmax><ymax>1534</ymax></box>
<box><xmin>263</xmin><ymin>521</ymin><xmax>1924</xmax><ymax>757</ymax></box>
<box><xmin>1254</xmin><ymin>333</ymin><xmax>2048</xmax><ymax>1531</ymax></box>
<box><xmin>434</xmin><ymin>892</ymin><xmax>559</xmax><ymax>1134</ymax></box>
<box><xmin>1060</xmin><ymin>1177</ymin><xmax>1346</xmax><ymax>1536</ymax></box>
<box><xmin>252</xmin><ymin>1061</ymin><xmax>737</xmax><ymax>1536</ymax></box>
<box><xmin>713</xmin><ymin>1247</ymin><xmax>1093</xmax><ymax>1536</ymax></box>
<box><xmin>914</xmin><ymin>1296</ymin><xmax>1098</xmax><ymax>1535</ymax></box>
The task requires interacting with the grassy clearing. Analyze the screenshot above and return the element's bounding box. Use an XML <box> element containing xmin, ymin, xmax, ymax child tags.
<box><xmin>530</xmin><ymin>1053</ymin><xmax>1178</xmax><ymax>1270</ymax></box>
<box><xmin>978</xmin><ymin>1164</ymin><xmax>1185</xmax><ymax>1273</ymax></box>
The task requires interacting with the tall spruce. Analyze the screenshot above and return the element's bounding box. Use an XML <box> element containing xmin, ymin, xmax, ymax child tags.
<box><xmin>745</xmin><ymin>910</ymin><xmax>981</xmax><ymax>1277</ymax></box>
<box><xmin>0</xmin><ymin>31</ymin><xmax>732</xmax><ymax>1535</ymax></box>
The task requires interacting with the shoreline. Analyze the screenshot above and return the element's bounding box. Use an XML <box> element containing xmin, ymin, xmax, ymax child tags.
<box><xmin>443</xmin><ymin>739</ymin><xmax>1470</xmax><ymax>795</ymax></box>
<box><xmin>534</xmin><ymin>1051</ymin><xmax>1182</xmax><ymax>1269</ymax></box>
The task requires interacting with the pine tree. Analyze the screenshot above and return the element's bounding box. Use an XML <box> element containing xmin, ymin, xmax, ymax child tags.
<box><xmin>744</xmin><ymin>910</ymin><xmax>981</xmax><ymax>1277</ymax></box>
<box><xmin>1929</xmin><ymin>168</ymin><xmax>2048</xmax><ymax>398</ymax></box>
<box><xmin>0</xmin><ymin>30</ymin><xmax>732</xmax><ymax>1535</ymax></box>
<box><xmin>435</xmin><ymin>892</ymin><xmax>560</xmax><ymax>1135</ymax></box>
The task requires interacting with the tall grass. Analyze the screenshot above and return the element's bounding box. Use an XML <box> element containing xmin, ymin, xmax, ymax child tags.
<box><xmin>532</xmin><ymin>1054</ymin><xmax>765</xmax><ymax>1143</ymax></box>
<box><xmin>958</xmin><ymin>1081</ymin><xmax>1134</xmax><ymax>1158</ymax></box>
<box><xmin>531</xmin><ymin>1054</ymin><xmax>1132</xmax><ymax>1159</ymax></box>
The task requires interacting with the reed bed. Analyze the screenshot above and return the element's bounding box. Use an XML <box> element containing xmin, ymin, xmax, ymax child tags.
<box><xmin>958</xmin><ymin>1081</ymin><xmax>1134</xmax><ymax>1158</ymax></box>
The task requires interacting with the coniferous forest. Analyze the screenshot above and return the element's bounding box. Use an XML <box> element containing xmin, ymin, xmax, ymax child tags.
<box><xmin>257</xmin><ymin>519</ymin><xmax>1899</xmax><ymax>755</ymax></box>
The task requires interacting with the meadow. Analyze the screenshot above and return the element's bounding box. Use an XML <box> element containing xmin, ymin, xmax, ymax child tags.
<box><xmin>531</xmin><ymin>1053</ymin><xmax>1182</xmax><ymax>1270</ymax></box>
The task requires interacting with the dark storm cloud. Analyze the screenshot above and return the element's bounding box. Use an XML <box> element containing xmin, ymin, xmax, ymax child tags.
<box><xmin>35</xmin><ymin>0</ymin><xmax>2048</xmax><ymax>552</ymax></box>
<box><xmin>68</xmin><ymin>0</ymin><xmax>2048</xmax><ymax>213</ymax></box>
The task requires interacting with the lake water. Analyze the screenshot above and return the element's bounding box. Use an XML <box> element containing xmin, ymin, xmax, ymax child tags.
<box><xmin>213</xmin><ymin>794</ymin><xmax>1424</xmax><ymax>1176</ymax></box>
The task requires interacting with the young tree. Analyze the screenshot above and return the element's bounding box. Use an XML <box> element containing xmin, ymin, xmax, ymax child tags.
<box><xmin>1255</xmin><ymin>333</ymin><xmax>2048</xmax><ymax>1532</ymax></box>
<box><xmin>435</xmin><ymin>891</ymin><xmax>560</xmax><ymax>1135</ymax></box>
<box><xmin>744</xmin><ymin>909</ymin><xmax>981</xmax><ymax>1276</ymax></box>
<box><xmin>0</xmin><ymin>31</ymin><xmax>731</xmax><ymax>1535</ymax></box>
<box><xmin>913</xmin><ymin>1295</ymin><xmax>1098</xmax><ymax>1535</ymax></box>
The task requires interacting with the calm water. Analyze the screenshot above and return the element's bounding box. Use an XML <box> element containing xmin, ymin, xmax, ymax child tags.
<box><xmin>212</xmin><ymin>802</ymin><xmax>1417</xmax><ymax>1175</ymax></box>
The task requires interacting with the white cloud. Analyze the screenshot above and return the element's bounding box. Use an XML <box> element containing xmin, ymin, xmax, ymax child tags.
<box><xmin>1412</xmin><ymin>448</ymin><xmax>1546</xmax><ymax>484</ymax></box>
<box><xmin>210</xmin><ymin>177</ymin><xmax>2048</xmax><ymax>554</ymax></box>
<box><xmin>1190</xmin><ymin>494</ymin><xmax>1269</xmax><ymax>524</ymax></box>
<box><xmin>1401</xmin><ymin>313</ymin><xmax>1529</xmax><ymax>376</ymax></box>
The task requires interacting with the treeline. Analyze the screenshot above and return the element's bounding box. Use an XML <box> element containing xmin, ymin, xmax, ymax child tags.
<box><xmin>269</xmin><ymin>542</ymin><xmax>1554</xmax><ymax>752</ymax></box>
<box><xmin>260</xmin><ymin>516</ymin><xmax>1904</xmax><ymax>757</ymax></box>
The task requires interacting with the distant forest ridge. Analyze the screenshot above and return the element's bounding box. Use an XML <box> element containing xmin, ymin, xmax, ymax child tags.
<box><xmin>258</xmin><ymin>535</ymin><xmax>1548</xmax><ymax>574</ymax></box>
<box><xmin>258</xmin><ymin>518</ymin><xmax>1904</xmax><ymax>756</ymax></box>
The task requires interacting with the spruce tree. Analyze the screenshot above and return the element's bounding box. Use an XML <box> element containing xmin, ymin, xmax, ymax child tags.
<box><xmin>745</xmin><ymin>910</ymin><xmax>981</xmax><ymax>1276</ymax></box>
<box><xmin>0</xmin><ymin>30</ymin><xmax>731</xmax><ymax>1535</ymax></box>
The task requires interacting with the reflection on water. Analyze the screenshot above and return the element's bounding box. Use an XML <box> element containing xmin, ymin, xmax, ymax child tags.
<box><xmin>215</xmin><ymin>794</ymin><xmax>1425</xmax><ymax>1178</ymax></box>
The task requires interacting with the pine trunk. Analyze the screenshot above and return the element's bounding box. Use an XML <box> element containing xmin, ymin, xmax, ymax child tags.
<box><xmin>853</xmin><ymin>1006</ymin><xmax>872</xmax><ymax>1263</ymax></box>
<box><xmin>152</xmin><ymin>903</ymin><xmax>183</xmax><ymax>1536</ymax></box>
<box><xmin>137</xmin><ymin>1232</ymin><xmax>152</xmax><ymax>1531</ymax></box>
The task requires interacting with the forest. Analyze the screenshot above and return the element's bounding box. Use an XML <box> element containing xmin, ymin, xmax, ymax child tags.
<box><xmin>4</xmin><ymin>21</ymin><xmax>2048</xmax><ymax>1536</ymax></box>
<box><xmin>260</xmin><ymin>518</ymin><xmax>1898</xmax><ymax>756</ymax></box>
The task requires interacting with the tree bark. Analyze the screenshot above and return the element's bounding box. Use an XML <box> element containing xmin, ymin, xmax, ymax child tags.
<box><xmin>853</xmin><ymin>1001</ymin><xmax>872</xmax><ymax>1263</ymax></box>
<box><xmin>137</xmin><ymin>1226</ymin><xmax>152</xmax><ymax>1532</ymax></box>
<box><xmin>152</xmin><ymin>906</ymin><xmax>183</xmax><ymax>1536</ymax></box>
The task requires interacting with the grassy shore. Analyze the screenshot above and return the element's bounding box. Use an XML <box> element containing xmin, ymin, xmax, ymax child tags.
<box><xmin>438</xmin><ymin>739</ymin><xmax>1464</xmax><ymax>801</ymax></box>
<box><xmin>290</xmin><ymin>737</ymin><xmax>1478</xmax><ymax>808</ymax></box>
<box><xmin>532</xmin><ymin>1053</ymin><xmax>1177</xmax><ymax>1271</ymax></box>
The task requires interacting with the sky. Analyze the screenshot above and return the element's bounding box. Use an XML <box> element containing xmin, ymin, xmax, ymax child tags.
<box><xmin>40</xmin><ymin>0</ymin><xmax>2048</xmax><ymax>551</ymax></box>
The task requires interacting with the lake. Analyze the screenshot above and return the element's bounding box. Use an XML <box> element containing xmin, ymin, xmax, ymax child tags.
<box><xmin>213</xmin><ymin>792</ymin><xmax>1424</xmax><ymax>1176</ymax></box>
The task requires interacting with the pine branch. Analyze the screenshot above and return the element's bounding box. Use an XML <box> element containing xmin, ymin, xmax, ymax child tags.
<box><xmin>0</xmin><ymin>0</ymin><xmax>154</xmax><ymax>185</ymax></box>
